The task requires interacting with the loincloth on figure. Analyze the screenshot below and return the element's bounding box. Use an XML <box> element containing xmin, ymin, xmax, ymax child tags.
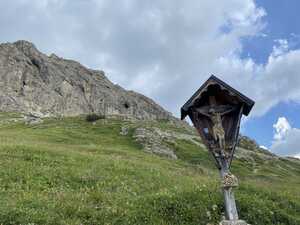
<box><xmin>213</xmin><ymin>124</ymin><xmax>225</xmax><ymax>139</ymax></box>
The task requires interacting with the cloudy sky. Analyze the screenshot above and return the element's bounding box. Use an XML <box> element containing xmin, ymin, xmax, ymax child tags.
<box><xmin>1</xmin><ymin>0</ymin><xmax>300</xmax><ymax>158</ymax></box>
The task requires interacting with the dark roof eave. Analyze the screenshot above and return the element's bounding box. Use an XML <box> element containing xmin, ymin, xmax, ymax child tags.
<box><xmin>180</xmin><ymin>75</ymin><xmax>255</xmax><ymax>120</ymax></box>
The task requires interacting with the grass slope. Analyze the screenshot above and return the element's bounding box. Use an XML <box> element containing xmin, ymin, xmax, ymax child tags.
<box><xmin>0</xmin><ymin>113</ymin><xmax>299</xmax><ymax>225</ymax></box>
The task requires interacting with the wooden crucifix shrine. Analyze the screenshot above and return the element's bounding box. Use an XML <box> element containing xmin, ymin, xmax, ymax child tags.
<box><xmin>181</xmin><ymin>75</ymin><xmax>254</xmax><ymax>225</ymax></box>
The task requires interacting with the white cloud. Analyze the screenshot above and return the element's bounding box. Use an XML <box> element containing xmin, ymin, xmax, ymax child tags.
<box><xmin>273</xmin><ymin>117</ymin><xmax>292</xmax><ymax>140</ymax></box>
<box><xmin>271</xmin><ymin>117</ymin><xmax>300</xmax><ymax>157</ymax></box>
<box><xmin>0</xmin><ymin>0</ymin><xmax>300</xmax><ymax>123</ymax></box>
<box><xmin>260</xmin><ymin>145</ymin><xmax>268</xmax><ymax>150</ymax></box>
<box><xmin>211</xmin><ymin>39</ymin><xmax>300</xmax><ymax>118</ymax></box>
<box><xmin>0</xmin><ymin>0</ymin><xmax>267</xmax><ymax>114</ymax></box>
<box><xmin>271</xmin><ymin>39</ymin><xmax>289</xmax><ymax>57</ymax></box>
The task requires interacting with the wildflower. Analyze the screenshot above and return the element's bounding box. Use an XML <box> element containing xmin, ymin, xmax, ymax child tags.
<box><xmin>206</xmin><ymin>210</ymin><xmax>211</xmax><ymax>219</ymax></box>
<box><xmin>212</xmin><ymin>204</ymin><xmax>218</xmax><ymax>211</ymax></box>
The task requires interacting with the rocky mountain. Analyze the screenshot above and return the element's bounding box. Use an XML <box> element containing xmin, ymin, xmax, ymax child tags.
<box><xmin>0</xmin><ymin>40</ymin><xmax>172</xmax><ymax>120</ymax></box>
<box><xmin>0</xmin><ymin>40</ymin><xmax>295</xmax><ymax>161</ymax></box>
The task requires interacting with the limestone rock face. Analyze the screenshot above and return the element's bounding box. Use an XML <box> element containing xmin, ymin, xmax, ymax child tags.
<box><xmin>0</xmin><ymin>40</ymin><xmax>172</xmax><ymax>120</ymax></box>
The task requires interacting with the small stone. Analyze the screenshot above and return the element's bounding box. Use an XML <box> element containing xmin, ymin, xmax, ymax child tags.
<box><xmin>120</xmin><ymin>126</ymin><xmax>129</xmax><ymax>135</ymax></box>
<box><xmin>23</xmin><ymin>114</ymin><xmax>43</xmax><ymax>125</ymax></box>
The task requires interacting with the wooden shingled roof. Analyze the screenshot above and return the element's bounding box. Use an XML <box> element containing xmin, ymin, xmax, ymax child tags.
<box><xmin>181</xmin><ymin>75</ymin><xmax>255</xmax><ymax>120</ymax></box>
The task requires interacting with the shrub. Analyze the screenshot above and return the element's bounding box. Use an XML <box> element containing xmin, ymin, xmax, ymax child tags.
<box><xmin>85</xmin><ymin>113</ymin><xmax>105</xmax><ymax>122</ymax></box>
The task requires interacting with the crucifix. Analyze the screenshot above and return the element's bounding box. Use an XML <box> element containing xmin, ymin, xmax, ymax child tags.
<box><xmin>196</xmin><ymin>96</ymin><xmax>240</xmax><ymax>221</ymax></box>
<box><xmin>181</xmin><ymin>75</ymin><xmax>254</xmax><ymax>225</ymax></box>
<box><xmin>195</xmin><ymin>96</ymin><xmax>237</xmax><ymax>153</ymax></box>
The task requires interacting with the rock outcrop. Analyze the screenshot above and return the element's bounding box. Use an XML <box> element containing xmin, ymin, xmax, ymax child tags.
<box><xmin>0</xmin><ymin>40</ymin><xmax>172</xmax><ymax>120</ymax></box>
<box><xmin>133</xmin><ymin>127</ymin><xmax>178</xmax><ymax>159</ymax></box>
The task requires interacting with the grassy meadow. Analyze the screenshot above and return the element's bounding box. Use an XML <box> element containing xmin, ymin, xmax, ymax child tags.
<box><xmin>0</xmin><ymin>113</ymin><xmax>298</xmax><ymax>225</ymax></box>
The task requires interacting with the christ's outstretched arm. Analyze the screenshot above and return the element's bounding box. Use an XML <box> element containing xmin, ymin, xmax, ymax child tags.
<box><xmin>195</xmin><ymin>104</ymin><xmax>238</xmax><ymax>117</ymax></box>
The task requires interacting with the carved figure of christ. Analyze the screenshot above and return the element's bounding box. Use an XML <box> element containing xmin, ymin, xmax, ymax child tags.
<box><xmin>195</xmin><ymin>104</ymin><xmax>237</xmax><ymax>150</ymax></box>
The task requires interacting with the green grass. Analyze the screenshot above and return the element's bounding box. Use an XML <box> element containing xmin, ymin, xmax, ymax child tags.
<box><xmin>0</xmin><ymin>113</ymin><xmax>298</xmax><ymax>224</ymax></box>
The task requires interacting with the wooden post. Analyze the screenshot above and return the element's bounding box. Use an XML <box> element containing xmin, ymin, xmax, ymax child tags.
<box><xmin>219</xmin><ymin>156</ymin><xmax>239</xmax><ymax>220</ymax></box>
<box><xmin>218</xmin><ymin>152</ymin><xmax>248</xmax><ymax>225</ymax></box>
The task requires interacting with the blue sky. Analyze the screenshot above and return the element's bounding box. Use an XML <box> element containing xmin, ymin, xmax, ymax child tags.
<box><xmin>242</xmin><ymin>0</ymin><xmax>300</xmax><ymax>64</ymax></box>
<box><xmin>245</xmin><ymin>102</ymin><xmax>300</xmax><ymax>148</ymax></box>
<box><xmin>240</xmin><ymin>0</ymin><xmax>300</xmax><ymax>155</ymax></box>
<box><xmin>0</xmin><ymin>0</ymin><xmax>299</xmax><ymax>158</ymax></box>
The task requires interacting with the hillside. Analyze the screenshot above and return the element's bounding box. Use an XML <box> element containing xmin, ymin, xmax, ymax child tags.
<box><xmin>0</xmin><ymin>40</ymin><xmax>299</xmax><ymax>224</ymax></box>
<box><xmin>0</xmin><ymin>113</ymin><xmax>299</xmax><ymax>225</ymax></box>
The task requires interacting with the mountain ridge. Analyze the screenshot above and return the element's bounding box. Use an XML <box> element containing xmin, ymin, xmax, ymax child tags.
<box><xmin>0</xmin><ymin>40</ymin><xmax>173</xmax><ymax>120</ymax></box>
